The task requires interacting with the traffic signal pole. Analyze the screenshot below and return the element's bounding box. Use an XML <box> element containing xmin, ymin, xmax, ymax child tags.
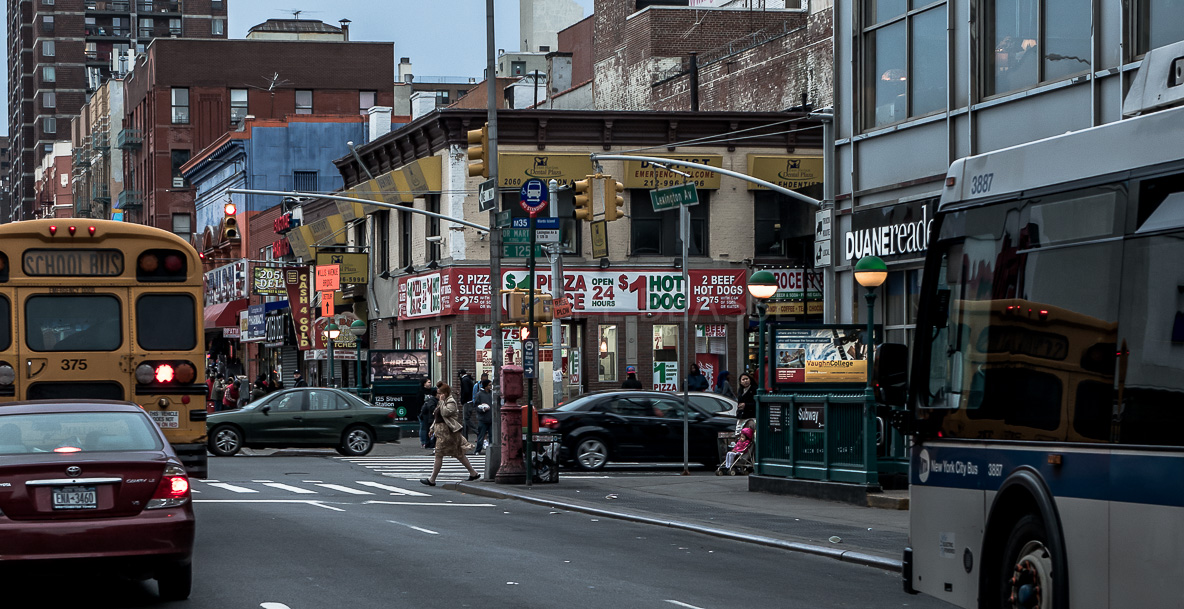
<box><xmin>549</xmin><ymin>179</ymin><xmax>564</xmax><ymax>411</ymax></box>
<box><xmin>485</xmin><ymin>0</ymin><xmax>505</xmax><ymax>483</ymax></box>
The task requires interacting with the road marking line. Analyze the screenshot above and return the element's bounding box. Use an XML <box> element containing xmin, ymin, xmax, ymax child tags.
<box><xmin>308</xmin><ymin>501</ymin><xmax>346</xmax><ymax>512</ymax></box>
<box><xmin>313</xmin><ymin>483</ymin><xmax>374</xmax><ymax>495</ymax></box>
<box><xmin>204</xmin><ymin>482</ymin><xmax>258</xmax><ymax>493</ymax></box>
<box><xmin>194</xmin><ymin>499</ymin><xmax>343</xmax><ymax>511</ymax></box>
<box><xmin>387</xmin><ymin>520</ymin><xmax>438</xmax><ymax>535</ymax></box>
<box><xmin>364</xmin><ymin>501</ymin><xmax>497</xmax><ymax>507</ymax></box>
<box><xmin>665</xmin><ymin>601</ymin><xmax>705</xmax><ymax>609</ymax></box>
<box><xmin>262</xmin><ymin>482</ymin><xmax>318</xmax><ymax>494</ymax></box>
<box><xmin>251</xmin><ymin>480</ymin><xmax>273</xmax><ymax>483</ymax></box>
<box><xmin>355</xmin><ymin>481</ymin><xmax>431</xmax><ymax>497</ymax></box>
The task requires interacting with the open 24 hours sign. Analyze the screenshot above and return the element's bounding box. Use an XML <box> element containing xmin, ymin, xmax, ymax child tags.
<box><xmin>397</xmin><ymin>268</ymin><xmax>747</xmax><ymax>319</ymax></box>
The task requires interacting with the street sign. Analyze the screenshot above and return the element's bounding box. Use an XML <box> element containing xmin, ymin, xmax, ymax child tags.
<box><xmin>315</xmin><ymin>265</ymin><xmax>340</xmax><ymax>291</ymax></box>
<box><xmin>503</xmin><ymin>244</ymin><xmax>546</xmax><ymax>258</ymax></box>
<box><xmin>536</xmin><ymin>229</ymin><xmax>560</xmax><ymax>243</ymax></box>
<box><xmin>523</xmin><ymin>338</ymin><xmax>538</xmax><ymax>378</ymax></box>
<box><xmin>520</xmin><ymin>178</ymin><xmax>547</xmax><ymax>215</ymax></box>
<box><xmin>814</xmin><ymin>208</ymin><xmax>832</xmax><ymax>267</ymax></box>
<box><xmin>590</xmin><ymin>220</ymin><xmax>608</xmax><ymax>259</ymax></box>
<box><xmin>553</xmin><ymin>296</ymin><xmax>572</xmax><ymax>318</ymax></box>
<box><xmin>495</xmin><ymin>209</ymin><xmax>513</xmax><ymax>228</ymax></box>
<box><xmin>478</xmin><ymin>178</ymin><xmax>498</xmax><ymax>212</ymax></box>
<box><xmin>504</xmin><ymin>217</ymin><xmax>559</xmax><ymax>243</ymax></box>
<box><xmin>649</xmin><ymin>183</ymin><xmax>698</xmax><ymax>212</ymax></box>
<box><xmin>815</xmin><ymin>239</ymin><xmax>832</xmax><ymax>267</ymax></box>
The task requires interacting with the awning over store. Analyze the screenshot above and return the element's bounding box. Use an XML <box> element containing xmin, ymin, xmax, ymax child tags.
<box><xmin>204</xmin><ymin>299</ymin><xmax>249</xmax><ymax>330</ymax></box>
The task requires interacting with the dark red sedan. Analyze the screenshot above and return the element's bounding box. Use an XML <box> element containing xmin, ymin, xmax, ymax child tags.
<box><xmin>0</xmin><ymin>401</ymin><xmax>195</xmax><ymax>600</ymax></box>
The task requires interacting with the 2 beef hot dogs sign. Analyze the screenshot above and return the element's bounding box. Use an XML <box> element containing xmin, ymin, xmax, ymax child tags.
<box><xmin>398</xmin><ymin>268</ymin><xmax>747</xmax><ymax>318</ymax></box>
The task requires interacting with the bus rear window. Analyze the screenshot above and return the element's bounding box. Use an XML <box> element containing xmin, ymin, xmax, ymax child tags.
<box><xmin>136</xmin><ymin>294</ymin><xmax>196</xmax><ymax>350</ymax></box>
<box><xmin>0</xmin><ymin>296</ymin><xmax>10</xmax><ymax>350</ymax></box>
<box><xmin>25</xmin><ymin>295</ymin><xmax>122</xmax><ymax>352</ymax></box>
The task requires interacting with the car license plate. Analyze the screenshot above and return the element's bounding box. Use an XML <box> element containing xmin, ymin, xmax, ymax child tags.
<box><xmin>149</xmin><ymin>410</ymin><xmax>179</xmax><ymax>429</ymax></box>
<box><xmin>52</xmin><ymin>486</ymin><xmax>97</xmax><ymax>510</ymax></box>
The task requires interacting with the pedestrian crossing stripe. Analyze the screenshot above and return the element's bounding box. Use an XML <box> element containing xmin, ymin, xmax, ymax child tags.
<box><xmin>336</xmin><ymin>455</ymin><xmax>489</xmax><ymax>480</ymax></box>
<box><xmin>191</xmin><ymin>480</ymin><xmax>431</xmax><ymax>497</ymax></box>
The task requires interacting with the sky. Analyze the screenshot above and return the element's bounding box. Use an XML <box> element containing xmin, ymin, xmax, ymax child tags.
<box><xmin>0</xmin><ymin>0</ymin><xmax>595</xmax><ymax>135</ymax></box>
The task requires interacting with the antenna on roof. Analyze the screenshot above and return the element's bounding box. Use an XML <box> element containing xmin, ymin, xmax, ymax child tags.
<box><xmin>278</xmin><ymin>8</ymin><xmax>321</xmax><ymax>19</ymax></box>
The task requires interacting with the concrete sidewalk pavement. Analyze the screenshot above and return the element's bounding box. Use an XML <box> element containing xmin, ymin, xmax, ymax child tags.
<box><xmin>444</xmin><ymin>473</ymin><xmax>908</xmax><ymax>572</ymax></box>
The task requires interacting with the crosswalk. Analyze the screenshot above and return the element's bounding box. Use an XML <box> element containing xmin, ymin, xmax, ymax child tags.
<box><xmin>337</xmin><ymin>455</ymin><xmax>487</xmax><ymax>481</ymax></box>
<box><xmin>194</xmin><ymin>479</ymin><xmax>432</xmax><ymax>497</ymax></box>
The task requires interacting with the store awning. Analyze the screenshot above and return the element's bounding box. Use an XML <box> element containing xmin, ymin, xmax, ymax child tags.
<box><xmin>204</xmin><ymin>299</ymin><xmax>249</xmax><ymax>330</ymax></box>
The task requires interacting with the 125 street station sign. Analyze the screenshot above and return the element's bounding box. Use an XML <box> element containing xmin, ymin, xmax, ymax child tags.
<box><xmin>397</xmin><ymin>268</ymin><xmax>747</xmax><ymax>319</ymax></box>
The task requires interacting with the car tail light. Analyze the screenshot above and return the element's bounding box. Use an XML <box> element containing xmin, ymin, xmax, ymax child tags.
<box><xmin>147</xmin><ymin>464</ymin><xmax>190</xmax><ymax>510</ymax></box>
<box><xmin>387</xmin><ymin>409</ymin><xmax>397</xmax><ymax>420</ymax></box>
<box><xmin>541</xmin><ymin>416</ymin><xmax>560</xmax><ymax>430</ymax></box>
<box><xmin>54</xmin><ymin>446</ymin><xmax>82</xmax><ymax>453</ymax></box>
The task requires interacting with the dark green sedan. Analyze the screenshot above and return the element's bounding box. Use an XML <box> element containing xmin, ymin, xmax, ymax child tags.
<box><xmin>206</xmin><ymin>388</ymin><xmax>400</xmax><ymax>457</ymax></box>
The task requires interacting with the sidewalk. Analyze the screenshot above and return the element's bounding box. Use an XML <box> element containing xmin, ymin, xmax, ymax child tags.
<box><xmin>444</xmin><ymin>473</ymin><xmax>908</xmax><ymax>571</ymax></box>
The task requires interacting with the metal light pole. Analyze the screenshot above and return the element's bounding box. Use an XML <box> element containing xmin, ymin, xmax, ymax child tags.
<box><xmin>853</xmin><ymin>255</ymin><xmax>887</xmax><ymax>486</ymax></box>
<box><xmin>747</xmin><ymin>271</ymin><xmax>778</xmax><ymax>395</ymax></box>
<box><xmin>350</xmin><ymin>319</ymin><xmax>366</xmax><ymax>392</ymax></box>
<box><xmin>324</xmin><ymin>322</ymin><xmax>340</xmax><ymax>388</ymax></box>
<box><xmin>548</xmin><ymin>179</ymin><xmax>564</xmax><ymax>409</ymax></box>
<box><xmin>485</xmin><ymin>0</ymin><xmax>505</xmax><ymax>483</ymax></box>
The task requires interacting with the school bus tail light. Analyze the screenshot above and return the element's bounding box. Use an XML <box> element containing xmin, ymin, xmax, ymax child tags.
<box><xmin>137</xmin><ymin>249</ymin><xmax>188</xmax><ymax>282</ymax></box>
<box><xmin>155</xmin><ymin>364</ymin><xmax>175</xmax><ymax>383</ymax></box>
<box><xmin>136</xmin><ymin>361</ymin><xmax>196</xmax><ymax>385</ymax></box>
<box><xmin>0</xmin><ymin>363</ymin><xmax>14</xmax><ymax>386</ymax></box>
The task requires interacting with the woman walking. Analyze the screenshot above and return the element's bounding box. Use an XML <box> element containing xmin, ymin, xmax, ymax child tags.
<box><xmin>421</xmin><ymin>382</ymin><xmax>480</xmax><ymax>486</ymax></box>
<box><xmin>735</xmin><ymin>372</ymin><xmax>757</xmax><ymax>432</ymax></box>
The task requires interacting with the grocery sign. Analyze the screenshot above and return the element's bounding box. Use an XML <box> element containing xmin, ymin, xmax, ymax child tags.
<box><xmin>397</xmin><ymin>268</ymin><xmax>747</xmax><ymax>320</ymax></box>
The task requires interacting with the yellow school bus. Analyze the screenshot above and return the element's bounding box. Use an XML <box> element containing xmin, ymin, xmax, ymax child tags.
<box><xmin>0</xmin><ymin>219</ymin><xmax>207</xmax><ymax>476</ymax></box>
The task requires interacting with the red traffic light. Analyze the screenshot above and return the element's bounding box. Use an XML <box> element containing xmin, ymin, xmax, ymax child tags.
<box><xmin>224</xmin><ymin>202</ymin><xmax>237</xmax><ymax>216</ymax></box>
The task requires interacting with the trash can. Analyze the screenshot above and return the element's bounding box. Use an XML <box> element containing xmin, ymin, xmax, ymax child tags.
<box><xmin>526</xmin><ymin>432</ymin><xmax>561</xmax><ymax>483</ymax></box>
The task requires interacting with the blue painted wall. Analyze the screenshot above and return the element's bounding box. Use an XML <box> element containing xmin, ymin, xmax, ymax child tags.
<box><xmin>189</xmin><ymin>120</ymin><xmax>366</xmax><ymax>240</ymax></box>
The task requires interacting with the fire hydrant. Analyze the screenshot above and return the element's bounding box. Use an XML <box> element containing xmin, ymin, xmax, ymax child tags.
<box><xmin>495</xmin><ymin>365</ymin><xmax>526</xmax><ymax>484</ymax></box>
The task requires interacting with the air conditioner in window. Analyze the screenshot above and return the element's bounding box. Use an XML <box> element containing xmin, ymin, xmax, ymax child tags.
<box><xmin>172</xmin><ymin>177</ymin><xmax>184</xmax><ymax>188</ymax></box>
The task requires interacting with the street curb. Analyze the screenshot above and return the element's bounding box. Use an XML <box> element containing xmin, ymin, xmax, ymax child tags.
<box><xmin>444</xmin><ymin>481</ymin><xmax>903</xmax><ymax>573</ymax></box>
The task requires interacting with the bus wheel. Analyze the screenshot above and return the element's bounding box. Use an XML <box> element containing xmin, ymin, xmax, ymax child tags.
<box><xmin>209</xmin><ymin>425</ymin><xmax>242</xmax><ymax>457</ymax></box>
<box><xmin>1000</xmin><ymin>514</ymin><xmax>1054</xmax><ymax>609</ymax></box>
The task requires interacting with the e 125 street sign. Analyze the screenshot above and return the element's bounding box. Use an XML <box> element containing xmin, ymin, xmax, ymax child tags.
<box><xmin>649</xmin><ymin>183</ymin><xmax>699</xmax><ymax>212</ymax></box>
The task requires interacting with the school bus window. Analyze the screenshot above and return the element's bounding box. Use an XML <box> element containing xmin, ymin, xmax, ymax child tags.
<box><xmin>25</xmin><ymin>295</ymin><xmax>122</xmax><ymax>352</ymax></box>
<box><xmin>0</xmin><ymin>296</ymin><xmax>10</xmax><ymax>349</ymax></box>
<box><xmin>136</xmin><ymin>294</ymin><xmax>196</xmax><ymax>351</ymax></box>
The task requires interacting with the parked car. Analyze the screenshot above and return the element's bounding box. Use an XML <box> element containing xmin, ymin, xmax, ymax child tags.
<box><xmin>0</xmin><ymin>400</ymin><xmax>195</xmax><ymax>600</ymax></box>
<box><xmin>540</xmin><ymin>390</ymin><xmax>737</xmax><ymax>471</ymax></box>
<box><xmin>206</xmin><ymin>387</ymin><xmax>400</xmax><ymax>457</ymax></box>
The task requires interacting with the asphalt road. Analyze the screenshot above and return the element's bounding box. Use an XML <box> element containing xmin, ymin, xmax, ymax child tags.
<box><xmin>19</xmin><ymin>454</ymin><xmax>953</xmax><ymax>609</ymax></box>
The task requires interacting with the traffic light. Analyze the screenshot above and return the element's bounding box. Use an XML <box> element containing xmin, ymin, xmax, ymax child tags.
<box><xmin>466</xmin><ymin>123</ymin><xmax>489</xmax><ymax>178</ymax></box>
<box><xmin>573</xmin><ymin>175</ymin><xmax>594</xmax><ymax>221</ymax></box>
<box><xmin>222</xmin><ymin>202</ymin><xmax>240</xmax><ymax>241</ymax></box>
<box><xmin>603</xmin><ymin>177</ymin><xmax>625</xmax><ymax>221</ymax></box>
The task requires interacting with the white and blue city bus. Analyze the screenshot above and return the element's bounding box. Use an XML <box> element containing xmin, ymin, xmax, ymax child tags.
<box><xmin>898</xmin><ymin>43</ymin><xmax>1184</xmax><ymax>608</ymax></box>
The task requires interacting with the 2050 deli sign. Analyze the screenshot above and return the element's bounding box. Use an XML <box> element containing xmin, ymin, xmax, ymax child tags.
<box><xmin>397</xmin><ymin>268</ymin><xmax>746</xmax><ymax>319</ymax></box>
<box><xmin>844</xmin><ymin>199</ymin><xmax>933</xmax><ymax>262</ymax></box>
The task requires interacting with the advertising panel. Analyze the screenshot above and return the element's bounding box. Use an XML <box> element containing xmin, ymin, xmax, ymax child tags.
<box><xmin>746</xmin><ymin>155</ymin><xmax>824</xmax><ymax>191</ymax></box>
<box><xmin>623</xmin><ymin>154</ymin><xmax>722</xmax><ymax>189</ymax></box>
<box><xmin>369</xmin><ymin>350</ymin><xmax>431</xmax><ymax>381</ymax></box>
<box><xmin>204</xmin><ymin>259</ymin><xmax>248</xmax><ymax>305</ymax></box>
<box><xmin>769</xmin><ymin>326</ymin><xmax>878</xmax><ymax>384</ymax></box>
<box><xmin>316</xmin><ymin>252</ymin><xmax>369</xmax><ymax>285</ymax></box>
<box><xmin>497</xmin><ymin>153</ymin><xmax>594</xmax><ymax>188</ymax></box>
<box><xmin>252</xmin><ymin>267</ymin><xmax>286</xmax><ymax>296</ymax></box>
<box><xmin>283</xmin><ymin>266</ymin><xmax>314</xmax><ymax>350</ymax></box>
<box><xmin>243</xmin><ymin>304</ymin><xmax>266</xmax><ymax>343</ymax></box>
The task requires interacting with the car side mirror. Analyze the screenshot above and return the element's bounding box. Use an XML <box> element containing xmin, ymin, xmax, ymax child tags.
<box><xmin>261</xmin><ymin>405</ymin><xmax>271</xmax><ymax>415</ymax></box>
<box><xmin>873</xmin><ymin>343</ymin><xmax>909</xmax><ymax>407</ymax></box>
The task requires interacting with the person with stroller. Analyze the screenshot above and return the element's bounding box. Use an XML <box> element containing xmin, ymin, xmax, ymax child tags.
<box><xmin>717</xmin><ymin>426</ymin><xmax>754</xmax><ymax>475</ymax></box>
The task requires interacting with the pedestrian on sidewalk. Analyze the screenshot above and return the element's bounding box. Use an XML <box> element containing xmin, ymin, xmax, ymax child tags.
<box><xmin>473</xmin><ymin>379</ymin><xmax>493</xmax><ymax>455</ymax></box>
<box><xmin>222</xmin><ymin>379</ymin><xmax>240</xmax><ymax>411</ymax></box>
<box><xmin>736</xmin><ymin>372</ymin><xmax>756</xmax><ymax>431</ymax></box>
<box><xmin>715</xmin><ymin>370</ymin><xmax>736</xmax><ymax>400</ymax></box>
<box><xmin>292</xmin><ymin>371</ymin><xmax>307</xmax><ymax>388</ymax></box>
<box><xmin>687</xmin><ymin>363</ymin><xmax>709</xmax><ymax>392</ymax></box>
<box><xmin>419</xmin><ymin>381</ymin><xmax>438</xmax><ymax>449</ymax></box>
<box><xmin>421</xmin><ymin>382</ymin><xmax>480</xmax><ymax>486</ymax></box>
<box><xmin>621</xmin><ymin>365</ymin><xmax>643</xmax><ymax>389</ymax></box>
<box><xmin>459</xmin><ymin>369</ymin><xmax>476</xmax><ymax>439</ymax></box>
<box><xmin>719</xmin><ymin>426</ymin><xmax>754</xmax><ymax>474</ymax></box>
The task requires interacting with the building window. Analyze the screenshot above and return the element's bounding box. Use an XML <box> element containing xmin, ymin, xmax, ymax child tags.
<box><xmin>987</xmin><ymin>0</ymin><xmax>1091</xmax><ymax>96</ymax></box>
<box><xmin>883</xmin><ymin>268</ymin><xmax>922</xmax><ymax>354</ymax></box>
<box><xmin>629</xmin><ymin>190</ymin><xmax>709</xmax><ymax>257</ymax></box>
<box><xmin>171</xmin><ymin>87</ymin><xmax>189</xmax><ymax>124</ymax></box>
<box><xmin>170</xmin><ymin>149</ymin><xmax>190</xmax><ymax>186</ymax></box>
<box><xmin>598</xmin><ymin>325</ymin><xmax>618</xmax><ymax>383</ymax></box>
<box><xmin>359</xmin><ymin>90</ymin><xmax>376</xmax><ymax>113</ymax></box>
<box><xmin>42</xmin><ymin>16</ymin><xmax>54</xmax><ymax>34</ymax></box>
<box><xmin>653</xmin><ymin>325</ymin><xmax>681</xmax><ymax>390</ymax></box>
<box><xmin>44</xmin><ymin>118</ymin><xmax>56</xmax><ymax>134</ymax></box>
<box><xmin>168</xmin><ymin>18</ymin><xmax>181</xmax><ymax>36</ymax></box>
<box><xmin>43</xmin><ymin>66</ymin><xmax>56</xmax><ymax>82</ymax></box>
<box><xmin>212</xmin><ymin>18</ymin><xmax>224</xmax><ymax>35</ymax></box>
<box><xmin>295</xmin><ymin>90</ymin><xmax>313</xmax><ymax>115</ymax></box>
<box><xmin>139</xmin><ymin>17</ymin><xmax>153</xmax><ymax>38</ymax></box>
<box><xmin>42</xmin><ymin>41</ymin><xmax>55</xmax><ymax>57</ymax></box>
<box><xmin>375</xmin><ymin>210</ymin><xmax>391</xmax><ymax>273</ymax></box>
<box><xmin>753</xmin><ymin>191</ymin><xmax>817</xmax><ymax>265</ymax></box>
<box><xmin>511</xmin><ymin>61</ymin><xmax>526</xmax><ymax>76</ymax></box>
<box><xmin>1136</xmin><ymin>0</ymin><xmax>1184</xmax><ymax>55</ymax></box>
<box><xmin>230</xmin><ymin>88</ymin><xmax>248</xmax><ymax>124</ymax></box>
<box><xmin>435</xmin><ymin>90</ymin><xmax>450</xmax><ymax>106</ymax></box>
<box><xmin>172</xmin><ymin>213</ymin><xmax>191</xmax><ymax>237</ymax></box>
<box><xmin>426</xmin><ymin>195</ymin><xmax>441</xmax><ymax>262</ymax></box>
<box><xmin>292</xmin><ymin>171</ymin><xmax>318</xmax><ymax>192</ymax></box>
<box><xmin>114</xmin><ymin>17</ymin><xmax>129</xmax><ymax>37</ymax></box>
<box><xmin>862</xmin><ymin>0</ymin><xmax>947</xmax><ymax>128</ymax></box>
<box><xmin>43</xmin><ymin>0</ymin><xmax>54</xmax><ymax>5</ymax></box>
<box><xmin>399</xmin><ymin>209</ymin><xmax>412</xmax><ymax>268</ymax></box>
<box><xmin>42</xmin><ymin>92</ymin><xmax>56</xmax><ymax>109</ymax></box>
<box><xmin>45</xmin><ymin>143</ymin><xmax>55</xmax><ymax>154</ymax></box>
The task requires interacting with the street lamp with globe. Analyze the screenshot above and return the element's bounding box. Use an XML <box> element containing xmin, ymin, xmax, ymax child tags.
<box><xmin>324</xmin><ymin>322</ymin><xmax>340</xmax><ymax>387</ymax></box>
<box><xmin>853</xmin><ymin>255</ymin><xmax>888</xmax><ymax>484</ymax></box>
<box><xmin>746</xmin><ymin>270</ymin><xmax>779</xmax><ymax>395</ymax></box>
<box><xmin>350</xmin><ymin>319</ymin><xmax>367</xmax><ymax>392</ymax></box>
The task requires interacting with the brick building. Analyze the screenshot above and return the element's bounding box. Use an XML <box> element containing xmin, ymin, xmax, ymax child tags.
<box><xmin>316</xmin><ymin>108</ymin><xmax>826</xmax><ymax>408</ymax></box>
<box><xmin>119</xmin><ymin>37</ymin><xmax>395</xmax><ymax>236</ymax></box>
<box><xmin>6</xmin><ymin>0</ymin><xmax>228</xmax><ymax>222</ymax></box>
<box><xmin>71</xmin><ymin>76</ymin><xmax>126</xmax><ymax>219</ymax></box>
<box><xmin>33</xmin><ymin>141</ymin><xmax>73</xmax><ymax>218</ymax></box>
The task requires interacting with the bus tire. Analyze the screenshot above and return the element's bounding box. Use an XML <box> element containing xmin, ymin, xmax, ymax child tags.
<box><xmin>998</xmin><ymin>514</ymin><xmax>1054</xmax><ymax>609</ymax></box>
<box><xmin>338</xmin><ymin>425</ymin><xmax>374</xmax><ymax>456</ymax></box>
<box><xmin>208</xmin><ymin>425</ymin><xmax>242</xmax><ymax>457</ymax></box>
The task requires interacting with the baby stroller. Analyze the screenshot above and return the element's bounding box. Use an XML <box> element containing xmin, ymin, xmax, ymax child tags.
<box><xmin>716</xmin><ymin>425</ymin><xmax>755</xmax><ymax>476</ymax></box>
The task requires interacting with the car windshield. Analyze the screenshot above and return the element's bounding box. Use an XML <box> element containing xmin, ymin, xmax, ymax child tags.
<box><xmin>0</xmin><ymin>411</ymin><xmax>163</xmax><ymax>455</ymax></box>
<box><xmin>555</xmin><ymin>394</ymin><xmax>604</xmax><ymax>411</ymax></box>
